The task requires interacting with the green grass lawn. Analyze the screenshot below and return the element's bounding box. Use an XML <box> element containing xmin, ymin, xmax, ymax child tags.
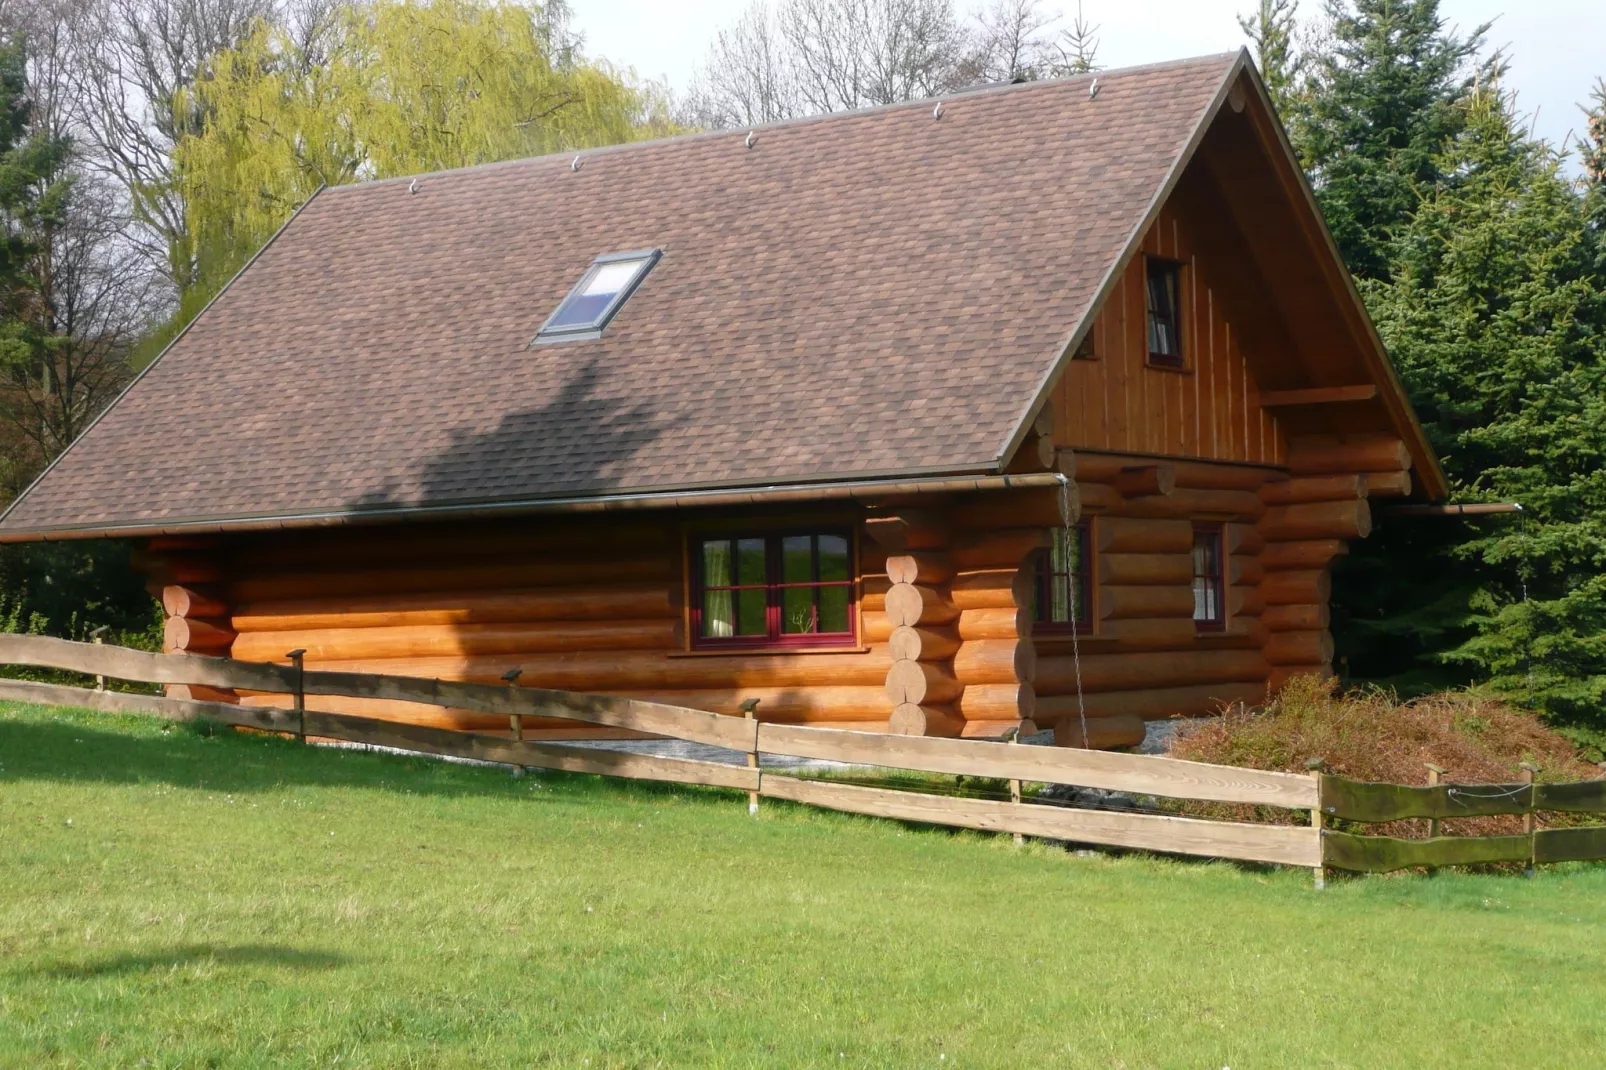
<box><xmin>3</xmin><ymin>701</ymin><xmax>1604</xmax><ymax>1068</ymax></box>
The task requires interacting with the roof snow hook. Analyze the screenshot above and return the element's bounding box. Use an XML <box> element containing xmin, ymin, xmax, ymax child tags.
<box><xmin>745</xmin><ymin>130</ymin><xmax>756</xmax><ymax>149</ymax></box>
<box><xmin>932</xmin><ymin>100</ymin><xmax>944</xmax><ymax>120</ymax></box>
<box><xmin>1088</xmin><ymin>79</ymin><xmax>1100</xmax><ymax>100</ymax></box>
<box><xmin>571</xmin><ymin>155</ymin><xmax>583</xmax><ymax>172</ymax></box>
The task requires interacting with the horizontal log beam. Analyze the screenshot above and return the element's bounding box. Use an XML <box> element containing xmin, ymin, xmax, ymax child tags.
<box><xmin>1259</xmin><ymin>500</ymin><xmax>1371</xmax><ymax>541</ymax></box>
<box><xmin>1038</xmin><ymin>650</ymin><xmax>1268</xmax><ymax>694</ymax></box>
<box><xmin>232</xmin><ymin>584</ymin><xmax>679</xmax><ymax>631</ymax></box>
<box><xmin>888</xmin><ymin>625</ymin><xmax>962</xmax><ymax>663</ymax></box>
<box><xmin>1053</xmin><ymin>714</ymin><xmax>1146</xmax><ymax>750</ymax></box>
<box><xmin>1037</xmin><ymin>681</ymin><xmax>1268</xmax><ymax>724</ymax></box>
<box><xmin>884</xmin><ymin>584</ymin><xmax>961</xmax><ymax>627</ymax></box>
<box><xmin>232</xmin><ymin>619</ymin><xmax>680</xmax><ymax>662</ymax></box>
<box><xmin>1097</xmin><ymin>552</ymin><xmax>1192</xmax><ymax>587</ymax></box>
<box><xmin>1114</xmin><ymin>465</ymin><xmax>1176</xmax><ymax>499</ymax></box>
<box><xmin>1095</xmin><ymin>517</ymin><xmax>1193</xmax><ymax>555</ymax></box>
<box><xmin>164</xmin><ymin>617</ymin><xmax>235</xmax><ymax>653</ymax></box>
<box><xmin>1259</xmin><ymin>540</ymin><xmax>1347</xmax><ymax>571</ymax></box>
<box><xmin>1287</xmin><ymin>433</ymin><xmax>1409</xmax><ymax>476</ymax></box>
<box><xmin>885</xmin><ymin>660</ymin><xmax>963</xmax><ymax>705</ymax></box>
<box><xmin>1259</xmin><ymin>385</ymin><xmax>1378</xmax><ymax>407</ymax></box>
<box><xmin>1260</xmin><ymin>474</ymin><xmax>1369</xmax><ymax>506</ymax></box>
<box><xmin>888</xmin><ymin>703</ymin><xmax>963</xmax><ymax>737</ymax></box>
<box><xmin>162</xmin><ymin>585</ymin><xmax>227</xmax><ymax>619</ymax></box>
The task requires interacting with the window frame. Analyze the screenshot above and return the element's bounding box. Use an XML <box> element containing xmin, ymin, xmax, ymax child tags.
<box><xmin>533</xmin><ymin>249</ymin><xmax>661</xmax><ymax>344</ymax></box>
<box><xmin>1033</xmin><ymin>523</ymin><xmax>1094</xmax><ymax>634</ymax></box>
<box><xmin>689</xmin><ymin>528</ymin><xmax>858</xmax><ymax>651</ymax></box>
<box><xmin>1191</xmin><ymin>523</ymin><xmax>1226</xmax><ymax>632</ymax></box>
<box><xmin>1144</xmin><ymin>255</ymin><xmax>1186</xmax><ymax>369</ymax></box>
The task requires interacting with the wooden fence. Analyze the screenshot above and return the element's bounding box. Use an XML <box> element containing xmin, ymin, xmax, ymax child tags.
<box><xmin>2</xmin><ymin>635</ymin><xmax>1602</xmax><ymax>880</ymax></box>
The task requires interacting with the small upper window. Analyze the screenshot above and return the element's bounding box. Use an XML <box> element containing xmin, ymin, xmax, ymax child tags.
<box><xmin>1146</xmin><ymin>257</ymin><xmax>1184</xmax><ymax>367</ymax></box>
<box><xmin>535</xmin><ymin>250</ymin><xmax>660</xmax><ymax>342</ymax></box>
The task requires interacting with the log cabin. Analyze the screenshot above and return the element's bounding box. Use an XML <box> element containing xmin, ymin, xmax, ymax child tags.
<box><xmin>0</xmin><ymin>51</ymin><xmax>1446</xmax><ymax>749</ymax></box>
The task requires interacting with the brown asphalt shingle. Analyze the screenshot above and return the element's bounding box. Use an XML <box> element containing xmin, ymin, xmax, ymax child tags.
<box><xmin>0</xmin><ymin>53</ymin><xmax>1239</xmax><ymax>536</ymax></box>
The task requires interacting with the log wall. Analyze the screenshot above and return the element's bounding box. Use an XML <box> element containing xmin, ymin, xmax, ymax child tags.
<box><xmin>150</xmin><ymin>518</ymin><xmax>910</xmax><ymax>738</ymax></box>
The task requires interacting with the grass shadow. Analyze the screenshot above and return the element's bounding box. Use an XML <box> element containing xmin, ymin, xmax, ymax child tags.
<box><xmin>26</xmin><ymin>943</ymin><xmax>348</xmax><ymax>979</ymax></box>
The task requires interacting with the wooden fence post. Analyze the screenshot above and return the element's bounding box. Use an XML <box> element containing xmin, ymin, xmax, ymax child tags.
<box><xmin>1309</xmin><ymin>760</ymin><xmax>1326</xmax><ymax>890</ymax></box>
<box><xmin>286</xmin><ymin>648</ymin><xmax>306</xmax><ymax>743</ymax></box>
<box><xmin>90</xmin><ymin>626</ymin><xmax>108</xmax><ymax>691</ymax></box>
<box><xmin>501</xmin><ymin>668</ymin><xmax>523</xmax><ymax>742</ymax></box>
<box><xmin>1009</xmin><ymin>731</ymin><xmax>1024</xmax><ymax>846</ymax></box>
<box><xmin>1424</xmin><ymin>763</ymin><xmax>1445</xmax><ymax>841</ymax></box>
<box><xmin>740</xmin><ymin>698</ymin><xmax>760</xmax><ymax>815</ymax></box>
<box><xmin>1520</xmin><ymin>763</ymin><xmax>1538</xmax><ymax>877</ymax></box>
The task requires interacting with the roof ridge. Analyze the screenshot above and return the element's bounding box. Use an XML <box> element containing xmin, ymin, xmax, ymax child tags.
<box><xmin>323</xmin><ymin>50</ymin><xmax>1243</xmax><ymax>195</ymax></box>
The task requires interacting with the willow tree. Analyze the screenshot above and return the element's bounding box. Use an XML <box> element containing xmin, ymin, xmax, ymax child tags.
<box><xmin>174</xmin><ymin>0</ymin><xmax>674</xmax><ymax>306</ymax></box>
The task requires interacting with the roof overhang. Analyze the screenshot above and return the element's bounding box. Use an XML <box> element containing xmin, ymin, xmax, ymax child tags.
<box><xmin>996</xmin><ymin>50</ymin><xmax>1447</xmax><ymax>500</ymax></box>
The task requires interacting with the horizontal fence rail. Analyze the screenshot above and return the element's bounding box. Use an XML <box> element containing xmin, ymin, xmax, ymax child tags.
<box><xmin>1316</xmin><ymin>772</ymin><xmax>1606</xmax><ymax>874</ymax></box>
<box><xmin>4</xmin><ymin>634</ymin><xmax>1603</xmax><ymax>880</ymax></box>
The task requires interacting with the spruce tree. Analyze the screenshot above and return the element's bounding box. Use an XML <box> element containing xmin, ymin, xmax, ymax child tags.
<box><xmin>1238</xmin><ymin>0</ymin><xmax>1304</xmax><ymax>120</ymax></box>
<box><xmin>1297</xmin><ymin>0</ymin><xmax>1488</xmax><ymax>282</ymax></box>
<box><xmin>1352</xmin><ymin>84</ymin><xmax>1606</xmax><ymax>737</ymax></box>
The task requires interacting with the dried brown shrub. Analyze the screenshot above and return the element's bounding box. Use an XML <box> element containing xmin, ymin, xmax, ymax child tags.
<box><xmin>1164</xmin><ymin>675</ymin><xmax>1601</xmax><ymax>838</ymax></box>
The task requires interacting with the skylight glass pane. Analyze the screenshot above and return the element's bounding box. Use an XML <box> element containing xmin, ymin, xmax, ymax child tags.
<box><xmin>538</xmin><ymin>251</ymin><xmax>658</xmax><ymax>337</ymax></box>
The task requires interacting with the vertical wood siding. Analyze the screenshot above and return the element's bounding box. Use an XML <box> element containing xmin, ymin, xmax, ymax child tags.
<box><xmin>1055</xmin><ymin>206</ymin><xmax>1285</xmax><ymax>466</ymax></box>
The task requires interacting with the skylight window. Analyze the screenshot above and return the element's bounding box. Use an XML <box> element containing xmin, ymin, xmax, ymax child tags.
<box><xmin>535</xmin><ymin>250</ymin><xmax>660</xmax><ymax>342</ymax></box>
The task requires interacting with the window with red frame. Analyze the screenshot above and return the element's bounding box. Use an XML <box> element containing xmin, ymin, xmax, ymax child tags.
<box><xmin>1192</xmin><ymin>524</ymin><xmax>1225</xmax><ymax>630</ymax></box>
<box><xmin>1034</xmin><ymin>525</ymin><xmax>1091</xmax><ymax>630</ymax></box>
<box><xmin>692</xmin><ymin>532</ymin><xmax>855</xmax><ymax>648</ymax></box>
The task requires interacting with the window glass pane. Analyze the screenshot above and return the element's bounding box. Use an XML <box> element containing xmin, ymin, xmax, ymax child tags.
<box><xmin>1051</xmin><ymin>573</ymin><xmax>1071</xmax><ymax>622</ymax></box>
<box><xmin>582</xmin><ymin>260</ymin><xmax>644</xmax><ymax>296</ymax></box>
<box><xmin>818</xmin><ymin>535</ymin><xmax>849</xmax><ymax>581</ymax></box>
<box><xmin>1192</xmin><ymin>529</ymin><xmax>1221</xmax><ymax>624</ymax></box>
<box><xmin>736</xmin><ymin>588</ymin><xmax>767</xmax><ymax>635</ymax></box>
<box><xmin>781</xmin><ymin>535</ymin><xmax>813</xmax><ymax>584</ymax></box>
<box><xmin>782</xmin><ymin>586</ymin><xmax>815</xmax><ymax>634</ymax></box>
<box><xmin>818</xmin><ymin>585</ymin><xmax>850</xmax><ymax>633</ymax></box>
<box><xmin>703</xmin><ymin>588</ymin><xmax>733</xmax><ymax>638</ymax></box>
<box><xmin>544</xmin><ymin>256</ymin><xmax>651</xmax><ymax>331</ymax></box>
<box><xmin>701</xmin><ymin>539</ymin><xmax>731</xmax><ymax>588</ymax></box>
<box><xmin>736</xmin><ymin>538</ymin><xmax>766</xmax><ymax>586</ymax></box>
<box><xmin>1147</xmin><ymin>261</ymin><xmax>1181</xmax><ymax>358</ymax></box>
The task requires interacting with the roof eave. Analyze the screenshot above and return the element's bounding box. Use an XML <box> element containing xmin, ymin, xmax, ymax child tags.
<box><xmin>0</xmin><ymin>467</ymin><xmax>1068</xmax><ymax>544</ymax></box>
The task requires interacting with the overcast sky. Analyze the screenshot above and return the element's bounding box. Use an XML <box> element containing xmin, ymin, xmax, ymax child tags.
<box><xmin>568</xmin><ymin>0</ymin><xmax>1604</xmax><ymax>162</ymax></box>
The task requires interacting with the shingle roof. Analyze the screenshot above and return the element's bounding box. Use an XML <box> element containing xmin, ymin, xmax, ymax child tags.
<box><xmin>0</xmin><ymin>52</ymin><xmax>1243</xmax><ymax>537</ymax></box>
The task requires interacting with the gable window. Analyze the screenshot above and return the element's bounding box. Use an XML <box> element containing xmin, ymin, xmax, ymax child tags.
<box><xmin>1192</xmin><ymin>524</ymin><xmax>1225</xmax><ymax>631</ymax></box>
<box><xmin>1034</xmin><ymin>524</ymin><xmax>1092</xmax><ymax>630</ymax></box>
<box><xmin>535</xmin><ymin>249</ymin><xmax>660</xmax><ymax>343</ymax></box>
<box><xmin>693</xmin><ymin>531</ymin><xmax>855</xmax><ymax>648</ymax></box>
<box><xmin>1146</xmin><ymin>257</ymin><xmax>1184</xmax><ymax>367</ymax></box>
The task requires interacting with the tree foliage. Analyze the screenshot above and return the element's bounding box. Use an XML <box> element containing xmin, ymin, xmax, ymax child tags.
<box><xmin>1362</xmin><ymin>86</ymin><xmax>1606</xmax><ymax>731</ymax></box>
<box><xmin>174</xmin><ymin>0</ymin><xmax>676</xmax><ymax>300</ymax></box>
<box><xmin>1253</xmin><ymin>1</ymin><xmax>1606</xmax><ymax>734</ymax></box>
<box><xmin>1295</xmin><ymin>0</ymin><xmax>1490</xmax><ymax>283</ymax></box>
